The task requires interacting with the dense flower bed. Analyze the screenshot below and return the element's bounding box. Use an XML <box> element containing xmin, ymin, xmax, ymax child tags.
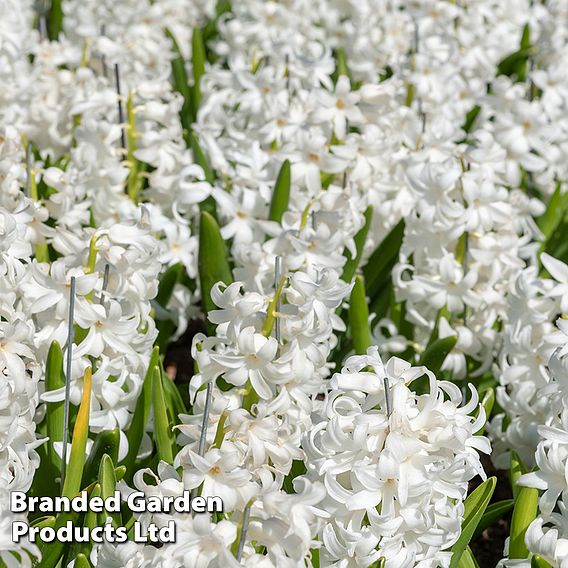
<box><xmin>1</xmin><ymin>0</ymin><xmax>568</xmax><ymax>567</ymax></box>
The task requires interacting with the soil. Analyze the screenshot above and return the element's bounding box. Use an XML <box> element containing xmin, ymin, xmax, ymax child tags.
<box><xmin>469</xmin><ymin>455</ymin><xmax>513</xmax><ymax>567</ymax></box>
<box><xmin>163</xmin><ymin>317</ymin><xmax>206</xmax><ymax>385</ymax></box>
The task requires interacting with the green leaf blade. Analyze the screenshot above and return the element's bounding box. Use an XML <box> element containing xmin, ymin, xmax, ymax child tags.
<box><xmin>152</xmin><ymin>366</ymin><xmax>176</xmax><ymax>465</ymax></box>
<box><xmin>342</xmin><ymin>206</ymin><xmax>373</xmax><ymax>283</ymax></box>
<box><xmin>449</xmin><ymin>476</ymin><xmax>497</xmax><ymax>568</ymax></box>
<box><xmin>349</xmin><ymin>276</ymin><xmax>372</xmax><ymax>355</ymax></box>
<box><xmin>199</xmin><ymin>211</ymin><xmax>233</xmax><ymax>332</ymax></box>
<box><xmin>268</xmin><ymin>160</ymin><xmax>291</xmax><ymax>223</ymax></box>
<box><xmin>509</xmin><ymin>486</ymin><xmax>539</xmax><ymax>559</ymax></box>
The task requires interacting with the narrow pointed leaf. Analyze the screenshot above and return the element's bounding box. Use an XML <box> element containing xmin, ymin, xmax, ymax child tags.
<box><xmin>199</xmin><ymin>211</ymin><xmax>233</xmax><ymax>332</ymax></box>
<box><xmin>537</xmin><ymin>183</ymin><xmax>568</xmax><ymax>240</ymax></box>
<box><xmin>83</xmin><ymin>484</ymin><xmax>101</xmax><ymax>531</ymax></box>
<box><xmin>362</xmin><ymin>219</ymin><xmax>405</xmax><ymax>302</ymax></box>
<box><xmin>162</xmin><ymin>365</ymin><xmax>187</xmax><ymax>423</ymax></box>
<box><xmin>98</xmin><ymin>454</ymin><xmax>121</xmax><ymax>527</ymax></box>
<box><xmin>36</xmin><ymin>510</ymin><xmax>83</xmax><ymax>568</ymax></box>
<box><xmin>458</xmin><ymin>547</ymin><xmax>480</xmax><ymax>568</ymax></box>
<box><xmin>310</xmin><ymin>546</ymin><xmax>320</xmax><ymax>568</ymax></box>
<box><xmin>342</xmin><ymin>206</ymin><xmax>373</xmax><ymax>283</ymax></box>
<box><xmin>114</xmin><ymin>465</ymin><xmax>126</xmax><ymax>481</ymax></box>
<box><xmin>82</xmin><ymin>429</ymin><xmax>119</xmax><ymax>487</ymax></box>
<box><xmin>473</xmin><ymin>499</ymin><xmax>514</xmax><ymax>540</ymax></box>
<box><xmin>36</xmin><ymin>483</ymin><xmax>97</xmax><ymax>568</ymax></box>
<box><xmin>335</xmin><ymin>47</ymin><xmax>350</xmax><ymax>80</ymax></box>
<box><xmin>30</xmin><ymin>516</ymin><xmax>56</xmax><ymax>529</ymax></box>
<box><xmin>152</xmin><ymin>365</ymin><xmax>176</xmax><ymax>464</ymax></box>
<box><xmin>268</xmin><ymin>160</ymin><xmax>291</xmax><ymax>223</ymax></box>
<box><xmin>166</xmin><ymin>29</ymin><xmax>193</xmax><ymax>134</ymax></box>
<box><xmin>510</xmin><ymin>451</ymin><xmax>526</xmax><ymax>499</ymax></box>
<box><xmin>124</xmin><ymin>346</ymin><xmax>159</xmax><ymax>473</ymax></box>
<box><xmin>418</xmin><ymin>335</ymin><xmax>457</xmax><ymax>376</ymax></box>
<box><xmin>155</xmin><ymin>263</ymin><xmax>184</xmax><ymax>351</ymax></box>
<box><xmin>61</xmin><ymin>367</ymin><xmax>92</xmax><ymax>499</ymax></box>
<box><xmin>191</xmin><ymin>133</ymin><xmax>218</xmax><ymax>218</ymax></box>
<box><xmin>46</xmin><ymin>341</ymin><xmax>65</xmax><ymax>474</ymax></box>
<box><xmin>190</xmin><ymin>131</ymin><xmax>214</xmax><ymax>183</ymax></box>
<box><xmin>532</xmin><ymin>555</ymin><xmax>553</xmax><ymax>568</ymax></box>
<box><xmin>191</xmin><ymin>27</ymin><xmax>207</xmax><ymax>115</ymax></box>
<box><xmin>349</xmin><ymin>276</ymin><xmax>372</xmax><ymax>355</ymax></box>
<box><xmin>74</xmin><ymin>554</ymin><xmax>92</xmax><ymax>568</ymax></box>
<box><xmin>449</xmin><ymin>476</ymin><xmax>496</xmax><ymax>568</ymax></box>
<box><xmin>509</xmin><ymin>486</ymin><xmax>539</xmax><ymax>559</ymax></box>
<box><xmin>47</xmin><ymin>0</ymin><xmax>64</xmax><ymax>41</ymax></box>
<box><xmin>155</xmin><ymin>263</ymin><xmax>183</xmax><ymax>308</ymax></box>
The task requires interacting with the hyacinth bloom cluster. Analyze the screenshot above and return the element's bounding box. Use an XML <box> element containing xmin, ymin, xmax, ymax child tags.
<box><xmin>306</xmin><ymin>348</ymin><xmax>489</xmax><ymax>568</ymax></box>
<box><xmin>2</xmin><ymin>0</ymin><xmax>568</xmax><ymax>566</ymax></box>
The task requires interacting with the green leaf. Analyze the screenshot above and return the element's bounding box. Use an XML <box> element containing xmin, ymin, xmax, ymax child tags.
<box><xmin>191</xmin><ymin>27</ymin><xmax>207</xmax><ymax>116</ymax></box>
<box><xmin>190</xmin><ymin>132</ymin><xmax>218</xmax><ymax>218</ymax></box>
<box><xmin>155</xmin><ymin>263</ymin><xmax>184</xmax><ymax>351</ymax></box>
<box><xmin>537</xmin><ymin>183</ymin><xmax>568</xmax><ymax>241</ymax></box>
<box><xmin>161</xmin><ymin>364</ymin><xmax>187</xmax><ymax>423</ymax></box>
<box><xmin>98</xmin><ymin>454</ymin><xmax>121</xmax><ymax>527</ymax></box>
<box><xmin>30</xmin><ymin>516</ymin><xmax>56</xmax><ymax>529</ymax></box>
<box><xmin>334</xmin><ymin>47</ymin><xmax>350</xmax><ymax>81</ymax></box>
<box><xmin>47</xmin><ymin>0</ymin><xmax>64</xmax><ymax>41</ymax></box>
<box><xmin>36</xmin><ymin>510</ymin><xmax>83</xmax><ymax>568</ymax></box>
<box><xmin>268</xmin><ymin>160</ymin><xmax>291</xmax><ymax>223</ymax></box>
<box><xmin>152</xmin><ymin>366</ymin><xmax>176</xmax><ymax>464</ymax></box>
<box><xmin>61</xmin><ymin>367</ymin><xmax>92</xmax><ymax>499</ymax></box>
<box><xmin>449</xmin><ymin>476</ymin><xmax>497</xmax><ymax>568</ymax></box>
<box><xmin>342</xmin><ymin>206</ymin><xmax>373</xmax><ymax>283</ymax></box>
<box><xmin>320</xmin><ymin>171</ymin><xmax>335</xmax><ymax>188</ymax></box>
<box><xmin>83</xmin><ymin>484</ymin><xmax>101</xmax><ymax>531</ymax></box>
<box><xmin>166</xmin><ymin>29</ymin><xmax>193</xmax><ymax>135</ymax></box>
<box><xmin>462</xmin><ymin>105</ymin><xmax>481</xmax><ymax>134</ymax></box>
<box><xmin>45</xmin><ymin>341</ymin><xmax>65</xmax><ymax>475</ymax></box>
<box><xmin>114</xmin><ymin>465</ymin><xmax>127</xmax><ymax>481</ymax></box>
<box><xmin>203</xmin><ymin>0</ymin><xmax>232</xmax><ymax>43</ymax></box>
<box><xmin>349</xmin><ymin>276</ymin><xmax>372</xmax><ymax>355</ymax></box>
<box><xmin>124</xmin><ymin>347</ymin><xmax>159</xmax><ymax>474</ymax></box>
<box><xmin>509</xmin><ymin>486</ymin><xmax>539</xmax><ymax>559</ymax></box>
<box><xmin>82</xmin><ymin>429</ymin><xmax>120</xmax><ymax>487</ymax></box>
<box><xmin>545</xmin><ymin>218</ymin><xmax>568</xmax><ymax>264</ymax></box>
<box><xmin>362</xmin><ymin>219</ymin><xmax>405</xmax><ymax>305</ymax></box>
<box><xmin>532</xmin><ymin>555</ymin><xmax>553</xmax><ymax>568</ymax></box>
<box><xmin>156</xmin><ymin>263</ymin><xmax>183</xmax><ymax>308</ymax></box>
<box><xmin>283</xmin><ymin>460</ymin><xmax>307</xmax><ymax>494</ymax></box>
<box><xmin>496</xmin><ymin>24</ymin><xmax>532</xmax><ymax>82</ymax></box>
<box><xmin>310</xmin><ymin>546</ymin><xmax>320</xmax><ymax>568</ymax></box>
<box><xmin>418</xmin><ymin>335</ymin><xmax>457</xmax><ymax>376</ymax></box>
<box><xmin>190</xmin><ymin>131</ymin><xmax>214</xmax><ymax>183</ymax></box>
<box><xmin>509</xmin><ymin>451</ymin><xmax>526</xmax><ymax>499</ymax></box>
<box><xmin>199</xmin><ymin>211</ymin><xmax>233</xmax><ymax>333</ymax></box>
<box><xmin>458</xmin><ymin>547</ymin><xmax>480</xmax><ymax>568</ymax></box>
<box><xmin>539</xmin><ymin>179</ymin><xmax>568</xmax><ymax>265</ymax></box>
<box><xmin>36</xmin><ymin>483</ymin><xmax>98</xmax><ymax>567</ymax></box>
<box><xmin>472</xmin><ymin>499</ymin><xmax>514</xmax><ymax>540</ymax></box>
<box><xmin>405</xmin><ymin>83</ymin><xmax>415</xmax><ymax>107</ymax></box>
<box><xmin>261</xmin><ymin>274</ymin><xmax>287</xmax><ymax>338</ymax></box>
<box><xmin>125</xmin><ymin>94</ymin><xmax>142</xmax><ymax>204</ymax></box>
<box><xmin>424</xmin><ymin>306</ymin><xmax>450</xmax><ymax>349</ymax></box>
<box><xmin>74</xmin><ymin>554</ymin><xmax>93</xmax><ymax>568</ymax></box>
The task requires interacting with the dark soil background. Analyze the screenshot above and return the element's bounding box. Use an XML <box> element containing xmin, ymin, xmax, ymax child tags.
<box><xmin>469</xmin><ymin>455</ymin><xmax>512</xmax><ymax>567</ymax></box>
